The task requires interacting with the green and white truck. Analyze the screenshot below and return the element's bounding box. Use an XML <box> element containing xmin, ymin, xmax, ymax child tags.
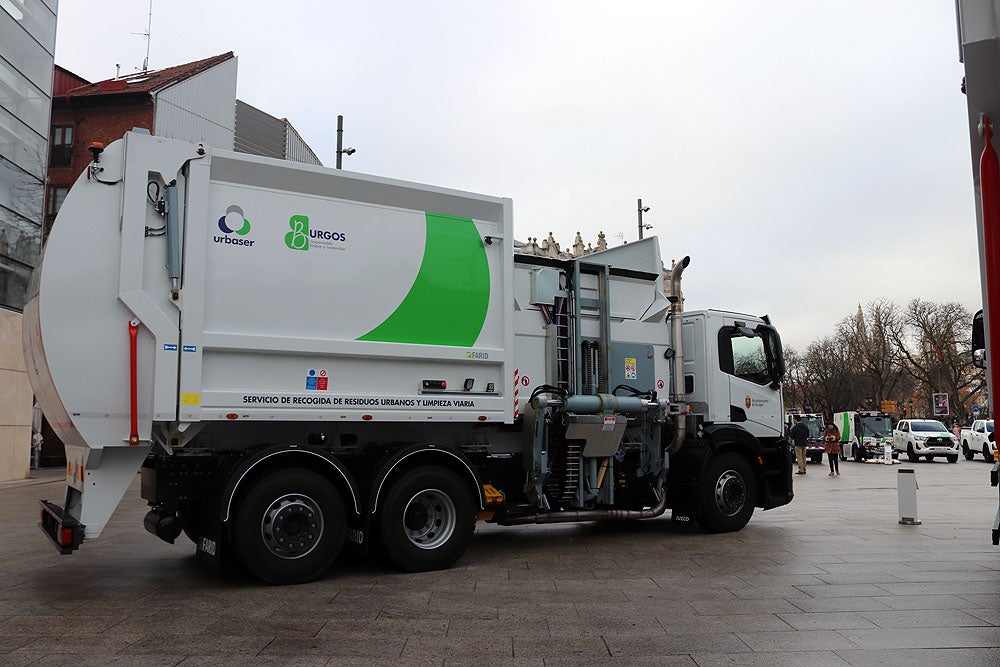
<box><xmin>25</xmin><ymin>131</ymin><xmax>794</xmax><ymax>584</ymax></box>
<box><xmin>833</xmin><ymin>410</ymin><xmax>896</xmax><ymax>462</ymax></box>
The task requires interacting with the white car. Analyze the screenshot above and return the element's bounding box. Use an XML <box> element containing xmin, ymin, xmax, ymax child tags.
<box><xmin>893</xmin><ymin>419</ymin><xmax>960</xmax><ymax>463</ymax></box>
<box><xmin>960</xmin><ymin>419</ymin><xmax>996</xmax><ymax>462</ymax></box>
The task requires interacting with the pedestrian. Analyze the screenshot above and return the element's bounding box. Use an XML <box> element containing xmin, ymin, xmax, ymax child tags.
<box><xmin>824</xmin><ymin>422</ymin><xmax>841</xmax><ymax>476</ymax></box>
<box><xmin>790</xmin><ymin>414</ymin><xmax>809</xmax><ymax>474</ymax></box>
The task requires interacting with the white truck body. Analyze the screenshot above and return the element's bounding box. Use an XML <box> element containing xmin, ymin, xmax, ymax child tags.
<box><xmin>960</xmin><ymin>419</ymin><xmax>996</xmax><ymax>462</ymax></box>
<box><xmin>25</xmin><ymin>132</ymin><xmax>793</xmax><ymax>583</ymax></box>
<box><xmin>834</xmin><ymin>411</ymin><xmax>895</xmax><ymax>462</ymax></box>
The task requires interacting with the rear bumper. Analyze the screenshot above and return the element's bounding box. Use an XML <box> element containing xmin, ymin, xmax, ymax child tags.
<box><xmin>38</xmin><ymin>500</ymin><xmax>84</xmax><ymax>555</ymax></box>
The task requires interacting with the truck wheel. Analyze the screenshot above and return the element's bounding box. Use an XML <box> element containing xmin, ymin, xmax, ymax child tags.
<box><xmin>378</xmin><ymin>466</ymin><xmax>475</xmax><ymax>572</ymax></box>
<box><xmin>233</xmin><ymin>468</ymin><xmax>346</xmax><ymax>585</ymax></box>
<box><xmin>985</xmin><ymin>444</ymin><xmax>995</xmax><ymax>463</ymax></box>
<box><xmin>853</xmin><ymin>447</ymin><xmax>863</xmax><ymax>463</ymax></box>
<box><xmin>924</xmin><ymin>455</ymin><xmax>934</xmax><ymax>462</ymax></box>
<box><xmin>963</xmin><ymin>443</ymin><xmax>975</xmax><ymax>461</ymax></box>
<box><xmin>907</xmin><ymin>444</ymin><xmax>918</xmax><ymax>462</ymax></box>
<box><xmin>810</xmin><ymin>453</ymin><xmax>822</xmax><ymax>464</ymax></box>
<box><xmin>696</xmin><ymin>453</ymin><xmax>757</xmax><ymax>533</ymax></box>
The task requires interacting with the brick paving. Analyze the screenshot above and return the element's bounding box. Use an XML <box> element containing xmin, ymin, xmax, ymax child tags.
<box><xmin>0</xmin><ymin>456</ymin><xmax>998</xmax><ymax>666</ymax></box>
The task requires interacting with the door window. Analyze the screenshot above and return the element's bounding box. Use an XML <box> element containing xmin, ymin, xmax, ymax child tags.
<box><xmin>718</xmin><ymin>327</ymin><xmax>770</xmax><ymax>385</ymax></box>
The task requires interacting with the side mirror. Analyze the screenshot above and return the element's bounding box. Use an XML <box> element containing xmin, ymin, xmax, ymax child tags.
<box><xmin>974</xmin><ymin>348</ymin><xmax>987</xmax><ymax>369</ymax></box>
<box><xmin>973</xmin><ymin>309</ymin><xmax>984</xmax><ymax>350</ymax></box>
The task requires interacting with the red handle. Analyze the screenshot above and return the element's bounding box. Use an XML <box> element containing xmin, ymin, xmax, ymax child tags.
<box><xmin>128</xmin><ymin>320</ymin><xmax>139</xmax><ymax>446</ymax></box>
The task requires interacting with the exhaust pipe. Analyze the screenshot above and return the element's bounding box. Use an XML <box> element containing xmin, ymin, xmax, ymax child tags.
<box><xmin>668</xmin><ymin>256</ymin><xmax>690</xmax><ymax>454</ymax></box>
<box><xmin>497</xmin><ymin>482</ymin><xmax>670</xmax><ymax>526</ymax></box>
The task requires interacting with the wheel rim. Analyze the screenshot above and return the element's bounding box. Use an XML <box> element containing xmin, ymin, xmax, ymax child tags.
<box><xmin>260</xmin><ymin>493</ymin><xmax>324</xmax><ymax>560</ymax></box>
<box><xmin>713</xmin><ymin>470</ymin><xmax>747</xmax><ymax>517</ymax></box>
<box><xmin>402</xmin><ymin>488</ymin><xmax>456</xmax><ymax>550</ymax></box>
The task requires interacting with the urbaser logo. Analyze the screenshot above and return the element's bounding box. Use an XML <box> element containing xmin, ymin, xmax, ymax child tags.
<box><xmin>214</xmin><ymin>205</ymin><xmax>254</xmax><ymax>247</ymax></box>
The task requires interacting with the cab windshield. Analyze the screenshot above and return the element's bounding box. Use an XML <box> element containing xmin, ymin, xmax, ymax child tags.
<box><xmin>800</xmin><ymin>416</ymin><xmax>824</xmax><ymax>438</ymax></box>
<box><xmin>911</xmin><ymin>421</ymin><xmax>949</xmax><ymax>433</ymax></box>
<box><xmin>860</xmin><ymin>416</ymin><xmax>892</xmax><ymax>438</ymax></box>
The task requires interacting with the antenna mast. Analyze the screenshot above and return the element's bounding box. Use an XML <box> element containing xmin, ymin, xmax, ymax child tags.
<box><xmin>142</xmin><ymin>0</ymin><xmax>152</xmax><ymax>72</ymax></box>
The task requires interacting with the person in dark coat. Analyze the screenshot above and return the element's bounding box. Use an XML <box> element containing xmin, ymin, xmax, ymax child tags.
<box><xmin>790</xmin><ymin>415</ymin><xmax>809</xmax><ymax>474</ymax></box>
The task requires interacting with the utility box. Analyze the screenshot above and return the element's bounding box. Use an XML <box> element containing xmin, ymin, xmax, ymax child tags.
<box><xmin>897</xmin><ymin>468</ymin><xmax>921</xmax><ymax>525</ymax></box>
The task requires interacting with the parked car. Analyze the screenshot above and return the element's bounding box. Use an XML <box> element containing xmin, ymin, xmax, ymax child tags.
<box><xmin>892</xmin><ymin>419</ymin><xmax>960</xmax><ymax>463</ymax></box>
<box><xmin>960</xmin><ymin>419</ymin><xmax>996</xmax><ymax>462</ymax></box>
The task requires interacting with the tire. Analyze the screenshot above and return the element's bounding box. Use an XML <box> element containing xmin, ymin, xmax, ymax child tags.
<box><xmin>964</xmin><ymin>443</ymin><xmax>975</xmax><ymax>461</ymax></box>
<box><xmin>907</xmin><ymin>444</ymin><xmax>918</xmax><ymax>462</ymax></box>
<box><xmin>233</xmin><ymin>468</ymin><xmax>346</xmax><ymax>585</ymax></box>
<box><xmin>853</xmin><ymin>446</ymin><xmax>863</xmax><ymax>463</ymax></box>
<box><xmin>378</xmin><ymin>466</ymin><xmax>475</xmax><ymax>573</ymax></box>
<box><xmin>924</xmin><ymin>455</ymin><xmax>934</xmax><ymax>462</ymax></box>
<box><xmin>985</xmin><ymin>444</ymin><xmax>995</xmax><ymax>463</ymax></box>
<box><xmin>696</xmin><ymin>453</ymin><xmax>757</xmax><ymax>533</ymax></box>
<box><xmin>810</xmin><ymin>453</ymin><xmax>823</xmax><ymax>464</ymax></box>
<box><xmin>947</xmin><ymin>455</ymin><xmax>958</xmax><ymax>463</ymax></box>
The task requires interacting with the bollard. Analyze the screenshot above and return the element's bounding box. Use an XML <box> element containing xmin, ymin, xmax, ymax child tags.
<box><xmin>898</xmin><ymin>468</ymin><xmax>920</xmax><ymax>525</ymax></box>
<box><xmin>884</xmin><ymin>441</ymin><xmax>893</xmax><ymax>465</ymax></box>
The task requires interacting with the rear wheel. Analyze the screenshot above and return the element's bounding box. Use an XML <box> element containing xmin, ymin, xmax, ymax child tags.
<box><xmin>947</xmin><ymin>455</ymin><xmax>958</xmax><ymax>463</ymax></box>
<box><xmin>907</xmin><ymin>444</ymin><xmax>918</xmax><ymax>462</ymax></box>
<box><xmin>984</xmin><ymin>444</ymin><xmax>995</xmax><ymax>463</ymax></box>
<box><xmin>233</xmin><ymin>468</ymin><xmax>346</xmax><ymax>585</ymax></box>
<box><xmin>963</xmin><ymin>443</ymin><xmax>975</xmax><ymax>461</ymax></box>
<box><xmin>378</xmin><ymin>466</ymin><xmax>475</xmax><ymax>572</ymax></box>
<box><xmin>696</xmin><ymin>453</ymin><xmax>757</xmax><ymax>533</ymax></box>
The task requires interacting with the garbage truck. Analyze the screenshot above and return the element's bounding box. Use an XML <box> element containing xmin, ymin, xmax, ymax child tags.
<box><xmin>25</xmin><ymin>131</ymin><xmax>794</xmax><ymax>583</ymax></box>
<box><xmin>833</xmin><ymin>410</ymin><xmax>895</xmax><ymax>462</ymax></box>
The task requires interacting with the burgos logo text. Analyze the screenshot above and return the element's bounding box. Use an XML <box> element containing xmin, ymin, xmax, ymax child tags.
<box><xmin>284</xmin><ymin>215</ymin><xmax>347</xmax><ymax>252</ymax></box>
<box><xmin>215</xmin><ymin>205</ymin><xmax>254</xmax><ymax>247</ymax></box>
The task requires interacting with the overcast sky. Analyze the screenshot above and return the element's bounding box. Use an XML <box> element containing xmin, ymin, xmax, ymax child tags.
<box><xmin>54</xmin><ymin>1</ymin><xmax>980</xmax><ymax>349</ymax></box>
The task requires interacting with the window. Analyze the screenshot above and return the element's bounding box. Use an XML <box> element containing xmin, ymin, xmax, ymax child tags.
<box><xmin>49</xmin><ymin>125</ymin><xmax>73</xmax><ymax>167</ymax></box>
<box><xmin>718</xmin><ymin>327</ymin><xmax>770</xmax><ymax>385</ymax></box>
<box><xmin>45</xmin><ymin>184</ymin><xmax>67</xmax><ymax>217</ymax></box>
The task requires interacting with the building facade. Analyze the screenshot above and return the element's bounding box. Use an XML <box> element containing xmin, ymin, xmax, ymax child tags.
<box><xmin>0</xmin><ymin>0</ymin><xmax>57</xmax><ymax>481</ymax></box>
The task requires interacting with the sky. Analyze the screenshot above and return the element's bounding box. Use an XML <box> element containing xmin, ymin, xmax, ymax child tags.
<box><xmin>53</xmin><ymin>1</ymin><xmax>981</xmax><ymax>349</ymax></box>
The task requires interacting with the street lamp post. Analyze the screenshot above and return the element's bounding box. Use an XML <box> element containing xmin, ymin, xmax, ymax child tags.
<box><xmin>637</xmin><ymin>198</ymin><xmax>651</xmax><ymax>239</ymax></box>
<box><xmin>336</xmin><ymin>115</ymin><xmax>356</xmax><ymax>169</ymax></box>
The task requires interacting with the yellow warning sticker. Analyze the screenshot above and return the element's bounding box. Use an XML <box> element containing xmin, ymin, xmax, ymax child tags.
<box><xmin>181</xmin><ymin>393</ymin><xmax>200</xmax><ymax>405</ymax></box>
<box><xmin>625</xmin><ymin>357</ymin><xmax>637</xmax><ymax>380</ymax></box>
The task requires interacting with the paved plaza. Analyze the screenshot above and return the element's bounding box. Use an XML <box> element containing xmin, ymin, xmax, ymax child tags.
<box><xmin>0</xmin><ymin>456</ymin><xmax>998</xmax><ymax>666</ymax></box>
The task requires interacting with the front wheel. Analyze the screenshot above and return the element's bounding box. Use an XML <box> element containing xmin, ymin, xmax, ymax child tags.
<box><xmin>810</xmin><ymin>453</ymin><xmax>823</xmax><ymax>464</ymax></box>
<box><xmin>233</xmin><ymin>468</ymin><xmax>346</xmax><ymax>585</ymax></box>
<box><xmin>907</xmin><ymin>444</ymin><xmax>918</xmax><ymax>463</ymax></box>
<box><xmin>963</xmin><ymin>443</ymin><xmax>975</xmax><ymax>461</ymax></box>
<box><xmin>984</xmin><ymin>444</ymin><xmax>995</xmax><ymax>463</ymax></box>
<box><xmin>853</xmin><ymin>446</ymin><xmax>863</xmax><ymax>463</ymax></box>
<box><xmin>947</xmin><ymin>455</ymin><xmax>958</xmax><ymax>463</ymax></box>
<box><xmin>924</xmin><ymin>455</ymin><xmax>934</xmax><ymax>462</ymax></box>
<box><xmin>378</xmin><ymin>466</ymin><xmax>475</xmax><ymax>572</ymax></box>
<box><xmin>696</xmin><ymin>453</ymin><xmax>757</xmax><ymax>533</ymax></box>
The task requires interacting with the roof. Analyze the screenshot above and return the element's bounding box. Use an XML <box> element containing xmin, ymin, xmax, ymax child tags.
<box><xmin>58</xmin><ymin>52</ymin><xmax>235</xmax><ymax>99</ymax></box>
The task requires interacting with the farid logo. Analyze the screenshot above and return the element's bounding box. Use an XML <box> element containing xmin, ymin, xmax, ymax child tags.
<box><xmin>215</xmin><ymin>205</ymin><xmax>254</xmax><ymax>247</ymax></box>
<box><xmin>284</xmin><ymin>214</ymin><xmax>347</xmax><ymax>252</ymax></box>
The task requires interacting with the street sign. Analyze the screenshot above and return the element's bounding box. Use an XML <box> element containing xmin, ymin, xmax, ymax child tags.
<box><xmin>881</xmin><ymin>400</ymin><xmax>897</xmax><ymax>413</ymax></box>
<box><xmin>933</xmin><ymin>392</ymin><xmax>950</xmax><ymax>416</ymax></box>
<box><xmin>974</xmin><ymin>404</ymin><xmax>980</xmax><ymax>414</ymax></box>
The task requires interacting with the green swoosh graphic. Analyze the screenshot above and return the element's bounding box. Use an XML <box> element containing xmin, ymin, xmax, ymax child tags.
<box><xmin>358</xmin><ymin>212</ymin><xmax>490</xmax><ymax>346</ymax></box>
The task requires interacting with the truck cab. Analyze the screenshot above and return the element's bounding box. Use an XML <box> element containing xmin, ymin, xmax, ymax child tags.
<box><xmin>835</xmin><ymin>410</ymin><xmax>895</xmax><ymax>462</ymax></box>
<box><xmin>785</xmin><ymin>411</ymin><xmax>825</xmax><ymax>463</ymax></box>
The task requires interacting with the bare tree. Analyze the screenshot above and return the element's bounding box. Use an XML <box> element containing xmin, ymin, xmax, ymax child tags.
<box><xmin>891</xmin><ymin>299</ymin><xmax>980</xmax><ymax>420</ymax></box>
<box><xmin>836</xmin><ymin>300</ymin><xmax>905</xmax><ymax>408</ymax></box>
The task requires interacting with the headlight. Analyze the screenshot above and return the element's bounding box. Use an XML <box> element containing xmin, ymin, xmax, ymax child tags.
<box><xmin>914</xmin><ymin>434</ymin><xmax>927</xmax><ymax>440</ymax></box>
